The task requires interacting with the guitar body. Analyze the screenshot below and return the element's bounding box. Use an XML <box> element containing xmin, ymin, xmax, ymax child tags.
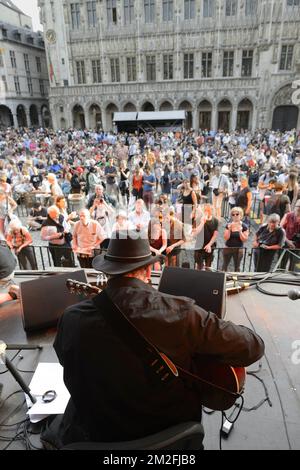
<box><xmin>190</xmin><ymin>357</ymin><xmax>246</xmax><ymax>411</ymax></box>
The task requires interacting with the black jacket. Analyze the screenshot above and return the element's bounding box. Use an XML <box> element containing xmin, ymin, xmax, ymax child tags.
<box><xmin>54</xmin><ymin>276</ymin><xmax>264</xmax><ymax>444</ymax></box>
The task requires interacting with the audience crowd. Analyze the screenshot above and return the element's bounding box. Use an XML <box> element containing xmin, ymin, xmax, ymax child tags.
<box><xmin>0</xmin><ymin>125</ymin><xmax>300</xmax><ymax>273</ymax></box>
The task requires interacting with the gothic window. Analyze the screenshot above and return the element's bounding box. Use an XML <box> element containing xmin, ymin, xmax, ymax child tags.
<box><xmin>87</xmin><ymin>1</ymin><xmax>97</xmax><ymax>27</ymax></box>
<box><xmin>163</xmin><ymin>54</ymin><xmax>173</xmax><ymax>80</ymax></box>
<box><xmin>76</xmin><ymin>60</ymin><xmax>86</xmax><ymax>84</ymax></box>
<box><xmin>144</xmin><ymin>0</ymin><xmax>155</xmax><ymax>23</ymax></box>
<box><xmin>107</xmin><ymin>0</ymin><xmax>118</xmax><ymax>25</ymax></box>
<box><xmin>184</xmin><ymin>0</ymin><xmax>195</xmax><ymax>19</ymax></box>
<box><xmin>203</xmin><ymin>0</ymin><xmax>214</xmax><ymax>17</ymax></box>
<box><xmin>124</xmin><ymin>0</ymin><xmax>134</xmax><ymax>24</ymax></box>
<box><xmin>225</xmin><ymin>0</ymin><xmax>237</xmax><ymax>16</ymax></box>
<box><xmin>127</xmin><ymin>57</ymin><xmax>136</xmax><ymax>82</ymax></box>
<box><xmin>71</xmin><ymin>3</ymin><xmax>80</xmax><ymax>29</ymax></box>
<box><xmin>14</xmin><ymin>76</ymin><xmax>21</xmax><ymax>95</ymax></box>
<box><xmin>184</xmin><ymin>53</ymin><xmax>194</xmax><ymax>79</ymax></box>
<box><xmin>36</xmin><ymin>57</ymin><xmax>42</xmax><ymax>73</ymax></box>
<box><xmin>24</xmin><ymin>54</ymin><xmax>30</xmax><ymax>73</ymax></box>
<box><xmin>202</xmin><ymin>52</ymin><xmax>212</xmax><ymax>78</ymax></box>
<box><xmin>223</xmin><ymin>51</ymin><xmax>234</xmax><ymax>77</ymax></box>
<box><xmin>92</xmin><ymin>59</ymin><xmax>101</xmax><ymax>83</ymax></box>
<box><xmin>280</xmin><ymin>45</ymin><xmax>294</xmax><ymax>70</ymax></box>
<box><xmin>241</xmin><ymin>50</ymin><xmax>253</xmax><ymax>77</ymax></box>
<box><xmin>27</xmin><ymin>76</ymin><xmax>33</xmax><ymax>96</ymax></box>
<box><xmin>245</xmin><ymin>0</ymin><xmax>257</xmax><ymax>15</ymax></box>
<box><xmin>10</xmin><ymin>51</ymin><xmax>17</xmax><ymax>68</ymax></box>
<box><xmin>111</xmin><ymin>58</ymin><xmax>120</xmax><ymax>82</ymax></box>
<box><xmin>1</xmin><ymin>75</ymin><xmax>8</xmax><ymax>92</ymax></box>
<box><xmin>146</xmin><ymin>55</ymin><xmax>156</xmax><ymax>81</ymax></box>
<box><xmin>163</xmin><ymin>0</ymin><xmax>173</xmax><ymax>21</ymax></box>
<box><xmin>39</xmin><ymin>79</ymin><xmax>45</xmax><ymax>96</ymax></box>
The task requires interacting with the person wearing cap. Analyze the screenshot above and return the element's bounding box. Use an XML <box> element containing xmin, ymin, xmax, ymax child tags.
<box><xmin>40</xmin><ymin>231</ymin><xmax>264</xmax><ymax>449</ymax></box>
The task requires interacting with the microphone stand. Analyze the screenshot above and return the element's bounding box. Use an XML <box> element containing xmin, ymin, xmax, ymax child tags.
<box><xmin>0</xmin><ymin>341</ymin><xmax>43</xmax><ymax>405</ymax></box>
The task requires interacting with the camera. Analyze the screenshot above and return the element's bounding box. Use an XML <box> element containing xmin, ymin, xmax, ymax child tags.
<box><xmin>292</xmin><ymin>233</ymin><xmax>300</xmax><ymax>242</ymax></box>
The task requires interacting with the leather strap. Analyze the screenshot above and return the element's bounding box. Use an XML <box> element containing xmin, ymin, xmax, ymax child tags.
<box><xmin>92</xmin><ymin>290</ymin><xmax>177</xmax><ymax>385</ymax></box>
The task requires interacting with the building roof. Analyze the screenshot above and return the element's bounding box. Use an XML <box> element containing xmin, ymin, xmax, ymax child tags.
<box><xmin>113</xmin><ymin>112</ymin><xmax>138</xmax><ymax>122</ymax></box>
<box><xmin>0</xmin><ymin>0</ymin><xmax>25</xmax><ymax>15</ymax></box>
<box><xmin>113</xmin><ymin>111</ymin><xmax>186</xmax><ymax>122</ymax></box>
<box><xmin>138</xmin><ymin>111</ymin><xmax>186</xmax><ymax>121</ymax></box>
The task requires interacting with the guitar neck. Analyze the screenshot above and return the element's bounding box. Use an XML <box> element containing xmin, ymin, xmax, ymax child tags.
<box><xmin>67</xmin><ymin>279</ymin><xmax>102</xmax><ymax>297</ymax></box>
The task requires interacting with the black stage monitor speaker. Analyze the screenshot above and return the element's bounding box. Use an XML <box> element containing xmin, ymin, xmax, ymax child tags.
<box><xmin>158</xmin><ymin>267</ymin><xmax>226</xmax><ymax>319</ymax></box>
<box><xmin>20</xmin><ymin>270</ymin><xmax>87</xmax><ymax>332</ymax></box>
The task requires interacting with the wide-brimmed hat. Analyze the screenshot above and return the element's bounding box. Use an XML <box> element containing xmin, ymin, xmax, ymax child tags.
<box><xmin>92</xmin><ymin>231</ymin><xmax>162</xmax><ymax>276</ymax></box>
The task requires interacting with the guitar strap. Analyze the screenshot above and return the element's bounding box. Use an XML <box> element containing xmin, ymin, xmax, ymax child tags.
<box><xmin>92</xmin><ymin>289</ymin><xmax>241</xmax><ymax>399</ymax></box>
<box><xmin>92</xmin><ymin>290</ymin><xmax>177</xmax><ymax>386</ymax></box>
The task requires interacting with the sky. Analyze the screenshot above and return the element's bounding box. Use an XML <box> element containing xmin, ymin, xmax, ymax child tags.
<box><xmin>13</xmin><ymin>0</ymin><xmax>43</xmax><ymax>31</ymax></box>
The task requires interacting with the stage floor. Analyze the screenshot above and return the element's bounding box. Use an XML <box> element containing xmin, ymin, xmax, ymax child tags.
<box><xmin>0</xmin><ymin>270</ymin><xmax>300</xmax><ymax>450</ymax></box>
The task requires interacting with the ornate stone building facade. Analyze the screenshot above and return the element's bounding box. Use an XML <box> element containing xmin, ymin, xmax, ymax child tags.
<box><xmin>38</xmin><ymin>0</ymin><xmax>300</xmax><ymax>132</ymax></box>
<box><xmin>0</xmin><ymin>1</ymin><xmax>51</xmax><ymax>129</ymax></box>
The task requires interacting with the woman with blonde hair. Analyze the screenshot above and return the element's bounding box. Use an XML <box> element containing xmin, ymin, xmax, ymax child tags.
<box><xmin>222</xmin><ymin>206</ymin><xmax>249</xmax><ymax>272</ymax></box>
<box><xmin>286</xmin><ymin>172</ymin><xmax>299</xmax><ymax>209</ymax></box>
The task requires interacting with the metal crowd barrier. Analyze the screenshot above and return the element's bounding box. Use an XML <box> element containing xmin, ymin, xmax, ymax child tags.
<box><xmin>15</xmin><ymin>245</ymin><xmax>300</xmax><ymax>274</ymax></box>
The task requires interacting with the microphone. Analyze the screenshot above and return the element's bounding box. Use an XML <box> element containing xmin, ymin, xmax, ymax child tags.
<box><xmin>0</xmin><ymin>341</ymin><xmax>36</xmax><ymax>404</ymax></box>
<box><xmin>287</xmin><ymin>289</ymin><xmax>300</xmax><ymax>301</ymax></box>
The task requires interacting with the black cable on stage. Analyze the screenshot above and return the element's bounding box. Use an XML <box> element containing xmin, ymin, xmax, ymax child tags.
<box><xmin>16</xmin><ymin>355</ymin><xmax>35</xmax><ymax>374</ymax></box>
<box><xmin>0</xmin><ymin>390</ymin><xmax>27</xmax><ymax>435</ymax></box>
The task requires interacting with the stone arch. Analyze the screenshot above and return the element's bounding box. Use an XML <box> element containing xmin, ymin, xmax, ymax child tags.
<box><xmin>272</xmin><ymin>106</ymin><xmax>299</xmax><ymax>131</ymax></box>
<box><xmin>88</xmin><ymin>103</ymin><xmax>102</xmax><ymax>130</ymax></box>
<box><xmin>29</xmin><ymin>104</ymin><xmax>39</xmax><ymax>127</ymax></box>
<box><xmin>141</xmin><ymin>101</ymin><xmax>155</xmax><ymax>112</ymax></box>
<box><xmin>237</xmin><ymin>98</ymin><xmax>253</xmax><ymax>131</ymax></box>
<box><xmin>179</xmin><ymin>100</ymin><xmax>193</xmax><ymax>129</ymax></box>
<box><xmin>271</xmin><ymin>84</ymin><xmax>299</xmax><ymax>131</ymax></box>
<box><xmin>159</xmin><ymin>100</ymin><xmax>174</xmax><ymax>111</ymax></box>
<box><xmin>72</xmin><ymin>104</ymin><xmax>86</xmax><ymax>129</ymax></box>
<box><xmin>0</xmin><ymin>105</ymin><xmax>14</xmax><ymax>128</ymax></box>
<box><xmin>41</xmin><ymin>104</ymin><xmax>52</xmax><ymax>128</ymax></box>
<box><xmin>16</xmin><ymin>104</ymin><xmax>27</xmax><ymax>128</ymax></box>
<box><xmin>123</xmin><ymin>102</ymin><xmax>137</xmax><ymax>112</ymax></box>
<box><xmin>217</xmin><ymin>99</ymin><xmax>232</xmax><ymax>132</ymax></box>
<box><xmin>106</xmin><ymin>102</ymin><xmax>119</xmax><ymax>132</ymax></box>
<box><xmin>198</xmin><ymin>100</ymin><xmax>212</xmax><ymax>130</ymax></box>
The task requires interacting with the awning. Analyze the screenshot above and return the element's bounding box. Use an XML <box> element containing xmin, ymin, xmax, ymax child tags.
<box><xmin>137</xmin><ymin>111</ymin><xmax>186</xmax><ymax>121</ymax></box>
<box><xmin>113</xmin><ymin>111</ymin><xmax>186</xmax><ymax>123</ymax></box>
<box><xmin>113</xmin><ymin>112</ymin><xmax>138</xmax><ymax>122</ymax></box>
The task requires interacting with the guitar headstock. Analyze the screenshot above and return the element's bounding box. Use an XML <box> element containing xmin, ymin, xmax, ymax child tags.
<box><xmin>66</xmin><ymin>279</ymin><xmax>100</xmax><ymax>297</ymax></box>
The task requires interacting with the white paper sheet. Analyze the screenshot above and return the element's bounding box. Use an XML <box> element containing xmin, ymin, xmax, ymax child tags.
<box><xmin>26</xmin><ymin>363</ymin><xmax>70</xmax><ymax>423</ymax></box>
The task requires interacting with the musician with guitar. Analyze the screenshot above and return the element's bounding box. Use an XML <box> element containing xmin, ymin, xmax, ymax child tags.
<box><xmin>41</xmin><ymin>231</ymin><xmax>264</xmax><ymax>450</ymax></box>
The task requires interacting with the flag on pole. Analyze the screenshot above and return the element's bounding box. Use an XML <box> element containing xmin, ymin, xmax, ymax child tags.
<box><xmin>48</xmin><ymin>50</ymin><xmax>55</xmax><ymax>83</ymax></box>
